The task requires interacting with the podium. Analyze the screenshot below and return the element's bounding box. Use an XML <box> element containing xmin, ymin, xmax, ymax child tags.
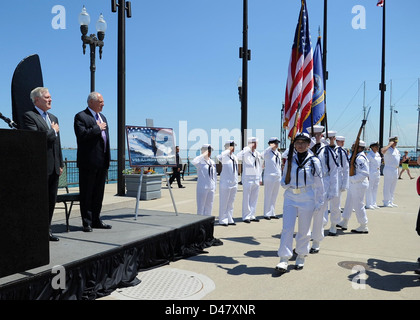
<box><xmin>0</xmin><ymin>129</ymin><xmax>49</xmax><ymax>278</ymax></box>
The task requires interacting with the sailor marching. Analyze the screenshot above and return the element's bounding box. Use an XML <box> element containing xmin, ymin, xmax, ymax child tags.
<box><xmin>276</xmin><ymin>133</ymin><xmax>324</xmax><ymax>272</ymax></box>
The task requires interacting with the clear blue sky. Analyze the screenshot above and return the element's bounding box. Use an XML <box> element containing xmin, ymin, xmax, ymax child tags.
<box><xmin>0</xmin><ymin>0</ymin><xmax>419</xmax><ymax>154</ymax></box>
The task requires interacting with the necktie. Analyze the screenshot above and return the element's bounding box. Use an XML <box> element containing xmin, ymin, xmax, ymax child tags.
<box><xmin>272</xmin><ymin>150</ymin><xmax>280</xmax><ymax>166</ymax></box>
<box><xmin>206</xmin><ymin>160</ymin><xmax>214</xmax><ymax>180</ymax></box>
<box><xmin>229</xmin><ymin>155</ymin><xmax>237</xmax><ymax>174</ymax></box>
<box><xmin>251</xmin><ymin>152</ymin><xmax>259</xmax><ymax>168</ymax></box>
<box><xmin>43</xmin><ymin>112</ymin><xmax>51</xmax><ymax>129</ymax></box>
<box><xmin>95</xmin><ymin>113</ymin><xmax>107</xmax><ymax>152</ymax></box>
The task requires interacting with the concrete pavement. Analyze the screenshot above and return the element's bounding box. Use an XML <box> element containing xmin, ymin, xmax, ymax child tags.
<box><xmin>54</xmin><ymin>169</ymin><xmax>420</xmax><ymax>300</ymax></box>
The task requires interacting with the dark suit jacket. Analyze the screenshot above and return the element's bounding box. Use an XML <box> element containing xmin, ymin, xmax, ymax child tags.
<box><xmin>23</xmin><ymin>109</ymin><xmax>63</xmax><ymax>175</ymax></box>
<box><xmin>74</xmin><ymin>108</ymin><xmax>110</xmax><ymax>169</ymax></box>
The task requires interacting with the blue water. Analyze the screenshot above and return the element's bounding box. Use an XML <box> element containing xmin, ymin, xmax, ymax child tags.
<box><xmin>61</xmin><ymin>149</ymin><xmax>196</xmax><ymax>186</ymax></box>
<box><xmin>62</xmin><ymin>149</ymin><xmax>121</xmax><ymax>162</ymax></box>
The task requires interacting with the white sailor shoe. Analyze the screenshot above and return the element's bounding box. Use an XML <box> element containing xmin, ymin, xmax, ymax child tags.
<box><xmin>383</xmin><ymin>201</ymin><xmax>393</xmax><ymax>207</ymax></box>
<box><xmin>295</xmin><ymin>255</ymin><xmax>305</xmax><ymax>270</ymax></box>
<box><xmin>275</xmin><ymin>258</ymin><xmax>289</xmax><ymax>273</ymax></box>
<box><xmin>365</xmin><ymin>205</ymin><xmax>375</xmax><ymax>210</ymax></box>
<box><xmin>391</xmin><ymin>203</ymin><xmax>398</xmax><ymax>207</ymax></box>
<box><xmin>351</xmin><ymin>224</ymin><xmax>369</xmax><ymax>234</ymax></box>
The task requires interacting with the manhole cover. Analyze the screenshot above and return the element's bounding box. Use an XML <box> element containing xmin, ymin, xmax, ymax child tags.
<box><xmin>338</xmin><ymin>261</ymin><xmax>374</xmax><ymax>271</ymax></box>
<box><xmin>111</xmin><ymin>268</ymin><xmax>215</xmax><ymax>300</ymax></box>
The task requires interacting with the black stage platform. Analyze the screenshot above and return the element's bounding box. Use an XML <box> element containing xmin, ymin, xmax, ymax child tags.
<box><xmin>0</xmin><ymin>209</ymin><xmax>221</xmax><ymax>300</ymax></box>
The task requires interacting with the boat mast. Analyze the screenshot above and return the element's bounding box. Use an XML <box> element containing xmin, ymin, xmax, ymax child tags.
<box><xmin>417</xmin><ymin>78</ymin><xmax>420</xmax><ymax>157</ymax></box>
<box><xmin>389</xmin><ymin>79</ymin><xmax>393</xmax><ymax>138</ymax></box>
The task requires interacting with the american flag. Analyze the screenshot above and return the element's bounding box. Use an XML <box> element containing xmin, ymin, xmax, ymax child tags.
<box><xmin>377</xmin><ymin>0</ymin><xmax>384</xmax><ymax>7</ymax></box>
<box><xmin>283</xmin><ymin>0</ymin><xmax>313</xmax><ymax>138</ymax></box>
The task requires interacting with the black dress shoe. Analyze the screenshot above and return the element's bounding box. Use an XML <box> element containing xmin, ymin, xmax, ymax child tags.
<box><xmin>243</xmin><ymin>219</ymin><xmax>251</xmax><ymax>224</ymax></box>
<box><xmin>83</xmin><ymin>226</ymin><xmax>93</xmax><ymax>232</ymax></box>
<box><xmin>179</xmin><ymin>185</ymin><xmax>186</xmax><ymax>188</ymax></box>
<box><xmin>49</xmin><ymin>233</ymin><xmax>60</xmax><ymax>242</ymax></box>
<box><xmin>251</xmin><ymin>218</ymin><xmax>260</xmax><ymax>222</ymax></box>
<box><xmin>336</xmin><ymin>224</ymin><xmax>347</xmax><ymax>231</ymax></box>
<box><xmin>271</xmin><ymin>216</ymin><xmax>280</xmax><ymax>219</ymax></box>
<box><xmin>309</xmin><ymin>247</ymin><xmax>319</xmax><ymax>254</ymax></box>
<box><xmin>228</xmin><ymin>222</ymin><xmax>237</xmax><ymax>226</ymax></box>
<box><xmin>92</xmin><ymin>222</ymin><xmax>112</xmax><ymax>229</ymax></box>
<box><xmin>264</xmin><ymin>216</ymin><xmax>271</xmax><ymax>220</ymax></box>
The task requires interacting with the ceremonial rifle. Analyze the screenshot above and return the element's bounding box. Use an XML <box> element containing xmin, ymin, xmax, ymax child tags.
<box><xmin>285</xmin><ymin>103</ymin><xmax>302</xmax><ymax>185</ymax></box>
<box><xmin>349</xmin><ymin>107</ymin><xmax>371</xmax><ymax>176</ymax></box>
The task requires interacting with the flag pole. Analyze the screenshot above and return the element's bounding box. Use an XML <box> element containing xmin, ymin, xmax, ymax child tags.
<box><xmin>311</xmin><ymin>26</ymin><xmax>321</xmax><ymax>135</ymax></box>
<box><xmin>379</xmin><ymin>0</ymin><xmax>386</xmax><ymax>150</ymax></box>
<box><xmin>240</xmin><ymin>0</ymin><xmax>250</xmax><ymax>151</ymax></box>
<box><xmin>322</xmin><ymin>0</ymin><xmax>329</xmax><ymax>138</ymax></box>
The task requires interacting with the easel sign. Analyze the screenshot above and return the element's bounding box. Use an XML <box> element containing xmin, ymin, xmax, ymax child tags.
<box><xmin>126</xmin><ymin>126</ymin><xmax>178</xmax><ymax>219</ymax></box>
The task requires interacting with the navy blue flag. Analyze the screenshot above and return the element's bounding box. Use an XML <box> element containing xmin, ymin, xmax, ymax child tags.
<box><xmin>302</xmin><ymin>36</ymin><xmax>325</xmax><ymax>133</ymax></box>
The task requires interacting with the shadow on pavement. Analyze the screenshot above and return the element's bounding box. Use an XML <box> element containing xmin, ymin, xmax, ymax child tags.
<box><xmin>348</xmin><ymin>258</ymin><xmax>420</xmax><ymax>292</ymax></box>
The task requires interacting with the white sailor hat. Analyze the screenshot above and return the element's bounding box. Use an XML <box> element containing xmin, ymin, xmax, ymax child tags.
<box><xmin>306</xmin><ymin>125</ymin><xmax>324</xmax><ymax>135</ymax></box>
<box><xmin>268</xmin><ymin>137</ymin><xmax>280</xmax><ymax>144</ymax></box>
<box><xmin>359</xmin><ymin>140</ymin><xmax>366</xmax><ymax>147</ymax></box>
<box><xmin>324</xmin><ymin>130</ymin><xmax>337</xmax><ymax>137</ymax></box>
<box><xmin>369</xmin><ymin>141</ymin><xmax>379</xmax><ymax>147</ymax></box>
<box><xmin>201</xmin><ymin>144</ymin><xmax>214</xmax><ymax>151</ymax></box>
<box><xmin>248</xmin><ymin>137</ymin><xmax>258</xmax><ymax>143</ymax></box>
<box><xmin>336</xmin><ymin>136</ymin><xmax>345</xmax><ymax>141</ymax></box>
<box><xmin>224</xmin><ymin>140</ymin><xmax>237</xmax><ymax>147</ymax></box>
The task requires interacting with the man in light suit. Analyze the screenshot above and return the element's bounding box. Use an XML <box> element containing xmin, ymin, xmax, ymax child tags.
<box><xmin>23</xmin><ymin>87</ymin><xmax>63</xmax><ymax>242</ymax></box>
<box><xmin>74</xmin><ymin>92</ymin><xmax>111</xmax><ymax>232</ymax></box>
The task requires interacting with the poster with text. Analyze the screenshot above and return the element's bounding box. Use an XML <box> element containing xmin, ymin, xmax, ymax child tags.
<box><xmin>126</xmin><ymin>126</ymin><xmax>177</xmax><ymax>167</ymax></box>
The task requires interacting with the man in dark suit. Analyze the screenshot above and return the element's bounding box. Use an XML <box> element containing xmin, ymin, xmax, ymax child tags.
<box><xmin>74</xmin><ymin>92</ymin><xmax>112</xmax><ymax>232</ymax></box>
<box><xmin>169</xmin><ymin>146</ymin><xmax>185</xmax><ymax>188</ymax></box>
<box><xmin>23</xmin><ymin>87</ymin><xmax>63</xmax><ymax>242</ymax></box>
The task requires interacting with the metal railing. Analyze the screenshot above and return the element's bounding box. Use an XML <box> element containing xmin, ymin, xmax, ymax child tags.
<box><xmin>63</xmin><ymin>158</ymin><xmax>198</xmax><ymax>186</ymax></box>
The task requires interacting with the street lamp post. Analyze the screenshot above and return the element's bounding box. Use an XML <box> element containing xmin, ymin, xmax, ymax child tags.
<box><xmin>112</xmin><ymin>0</ymin><xmax>132</xmax><ymax>196</ymax></box>
<box><xmin>239</xmin><ymin>0</ymin><xmax>251</xmax><ymax>151</ymax></box>
<box><xmin>379</xmin><ymin>0</ymin><xmax>386</xmax><ymax>150</ymax></box>
<box><xmin>79</xmin><ymin>6</ymin><xmax>107</xmax><ymax>93</ymax></box>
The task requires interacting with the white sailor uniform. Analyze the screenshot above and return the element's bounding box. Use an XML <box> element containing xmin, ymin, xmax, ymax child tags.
<box><xmin>263</xmin><ymin>146</ymin><xmax>282</xmax><ymax>218</ymax></box>
<box><xmin>192</xmin><ymin>153</ymin><xmax>217</xmax><ymax>216</ymax></box>
<box><xmin>339</xmin><ymin>151</ymin><xmax>369</xmax><ymax>232</ymax></box>
<box><xmin>217</xmin><ymin>149</ymin><xmax>238</xmax><ymax>225</ymax></box>
<box><xmin>277</xmin><ymin>152</ymin><xmax>324</xmax><ymax>267</ymax></box>
<box><xmin>366</xmin><ymin>149</ymin><xmax>381</xmax><ymax>209</ymax></box>
<box><xmin>237</xmin><ymin>146</ymin><xmax>262</xmax><ymax>221</ymax></box>
<box><xmin>328</xmin><ymin>145</ymin><xmax>349</xmax><ymax>234</ymax></box>
<box><xmin>310</xmin><ymin>144</ymin><xmax>339</xmax><ymax>251</ymax></box>
<box><xmin>383</xmin><ymin>146</ymin><xmax>400</xmax><ymax>207</ymax></box>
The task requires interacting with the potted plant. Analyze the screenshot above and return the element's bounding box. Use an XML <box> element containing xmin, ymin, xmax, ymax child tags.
<box><xmin>123</xmin><ymin>168</ymin><xmax>164</xmax><ymax>200</ymax></box>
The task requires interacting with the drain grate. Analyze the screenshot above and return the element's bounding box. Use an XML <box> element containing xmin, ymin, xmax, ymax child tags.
<box><xmin>338</xmin><ymin>261</ymin><xmax>374</xmax><ymax>271</ymax></box>
<box><xmin>111</xmin><ymin>268</ymin><xmax>215</xmax><ymax>300</ymax></box>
